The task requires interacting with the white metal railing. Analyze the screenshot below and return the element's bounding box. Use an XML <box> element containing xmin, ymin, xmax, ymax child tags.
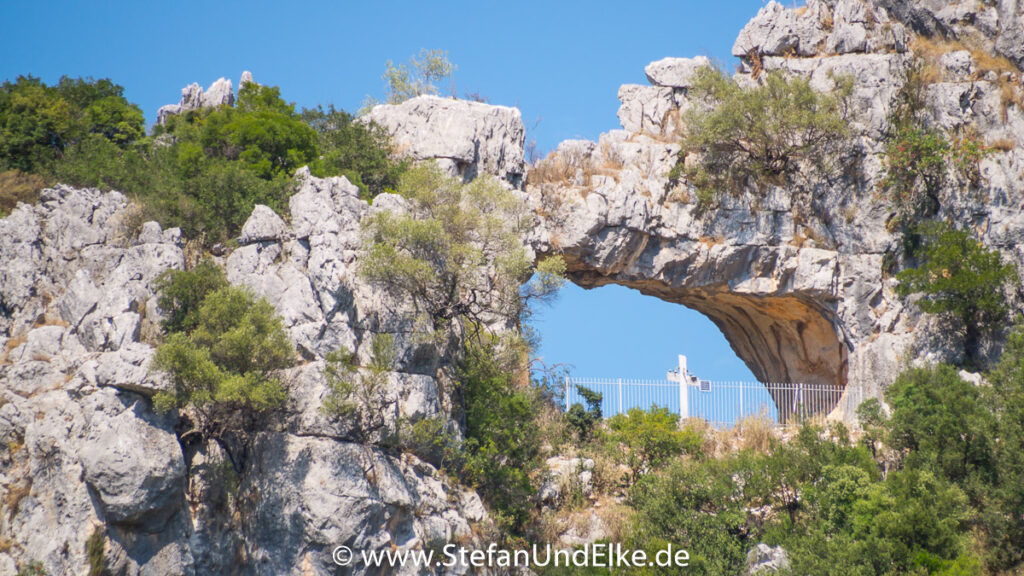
<box><xmin>564</xmin><ymin>375</ymin><xmax>844</xmax><ymax>428</ymax></box>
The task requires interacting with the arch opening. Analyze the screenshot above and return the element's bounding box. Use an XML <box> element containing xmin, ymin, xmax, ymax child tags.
<box><xmin>535</xmin><ymin>275</ymin><xmax>850</xmax><ymax>424</ymax></box>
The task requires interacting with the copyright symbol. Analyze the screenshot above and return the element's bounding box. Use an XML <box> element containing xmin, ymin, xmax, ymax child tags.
<box><xmin>332</xmin><ymin>545</ymin><xmax>353</xmax><ymax>566</ymax></box>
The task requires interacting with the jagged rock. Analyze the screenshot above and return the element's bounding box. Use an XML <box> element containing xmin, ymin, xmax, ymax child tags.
<box><xmin>617</xmin><ymin>84</ymin><xmax>679</xmax><ymax>137</ymax></box>
<box><xmin>240</xmin><ymin>70</ymin><xmax>255</xmax><ymax>87</ymax></box>
<box><xmin>202</xmin><ymin>77</ymin><xmax>234</xmax><ymax>108</ymax></box>
<box><xmin>746</xmin><ymin>543</ymin><xmax>790</xmax><ymax>574</ymax></box>
<box><xmin>644</xmin><ymin>56</ymin><xmax>710</xmax><ymax>88</ymax></box>
<box><xmin>156</xmin><ymin>76</ymin><xmax>236</xmax><ymax>125</ymax></box>
<box><xmin>366</xmin><ymin>95</ymin><xmax>526</xmax><ymax>186</ymax></box>
<box><xmin>239</xmin><ymin>204</ymin><xmax>288</xmax><ymax>244</ymax></box>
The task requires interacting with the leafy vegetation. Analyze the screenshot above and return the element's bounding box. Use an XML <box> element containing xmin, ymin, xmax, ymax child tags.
<box><xmin>669</xmin><ymin>66</ymin><xmax>851</xmax><ymax>208</ymax></box>
<box><xmin>152</xmin><ymin>265</ymin><xmax>294</xmax><ymax>467</ymax></box>
<box><xmin>881</xmin><ymin>66</ymin><xmax>991</xmax><ymax>224</ymax></box>
<box><xmin>382</xmin><ymin>49</ymin><xmax>457</xmax><ymax>105</ymax></box>
<box><xmin>0</xmin><ymin>76</ymin><xmax>144</xmax><ymax>173</ymax></box>
<box><xmin>608</xmin><ymin>407</ymin><xmax>700</xmax><ymax>483</ymax></box>
<box><xmin>458</xmin><ymin>332</ymin><xmax>545</xmax><ymax>532</ymax></box>
<box><xmin>565</xmin><ymin>385</ymin><xmax>602</xmax><ymax>441</ymax></box>
<box><xmin>0</xmin><ymin>75</ymin><xmax>403</xmax><ymax>244</ymax></box>
<box><xmin>359</xmin><ymin>163</ymin><xmax>542</xmax><ymax>330</ymax></box>
<box><xmin>321</xmin><ymin>333</ymin><xmax>397</xmax><ymax>443</ymax></box>
<box><xmin>895</xmin><ymin>222</ymin><xmax>1018</xmax><ymax>364</ymax></box>
<box><xmin>301</xmin><ymin>105</ymin><xmax>407</xmax><ymax>199</ymax></box>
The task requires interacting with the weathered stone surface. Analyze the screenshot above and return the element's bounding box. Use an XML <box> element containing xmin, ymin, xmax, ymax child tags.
<box><xmin>239</xmin><ymin>204</ymin><xmax>288</xmax><ymax>244</ymax></box>
<box><xmin>644</xmin><ymin>56</ymin><xmax>710</xmax><ymax>88</ymax></box>
<box><xmin>367</xmin><ymin>95</ymin><xmax>526</xmax><ymax>186</ymax></box>
<box><xmin>157</xmin><ymin>76</ymin><xmax>237</xmax><ymax>125</ymax></box>
<box><xmin>746</xmin><ymin>543</ymin><xmax>790</xmax><ymax>574</ymax></box>
<box><xmin>78</xmin><ymin>390</ymin><xmax>186</xmax><ymax>528</ymax></box>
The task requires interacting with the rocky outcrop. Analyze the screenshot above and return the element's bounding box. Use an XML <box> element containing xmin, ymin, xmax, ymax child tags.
<box><xmin>367</xmin><ymin>95</ymin><xmax>526</xmax><ymax>187</ymax></box>
<box><xmin>156</xmin><ymin>72</ymin><xmax>255</xmax><ymax>125</ymax></box>
<box><xmin>745</xmin><ymin>543</ymin><xmax>791</xmax><ymax>574</ymax></box>
<box><xmin>0</xmin><ymin>173</ymin><xmax>491</xmax><ymax>574</ymax></box>
<box><xmin>529</xmin><ymin>0</ymin><xmax>1024</xmax><ymax>422</ymax></box>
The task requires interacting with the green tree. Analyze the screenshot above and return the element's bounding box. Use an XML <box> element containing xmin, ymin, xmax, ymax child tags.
<box><xmin>0</xmin><ymin>75</ymin><xmax>143</xmax><ymax>173</ymax></box>
<box><xmin>154</xmin><ymin>259</ymin><xmax>228</xmax><ymax>333</ymax></box>
<box><xmin>885</xmin><ymin>365</ymin><xmax>994</xmax><ymax>489</ymax></box>
<box><xmin>608</xmin><ymin>407</ymin><xmax>693</xmax><ymax>482</ymax></box>
<box><xmin>980</xmin><ymin>324</ymin><xmax>1024</xmax><ymax>569</ymax></box>
<box><xmin>895</xmin><ymin>222</ymin><xmax>1018</xmax><ymax>364</ymax></box>
<box><xmin>382</xmin><ymin>49</ymin><xmax>456</xmax><ymax>104</ymax></box>
<box><xmin>458</xmin><ymin>332</ymin><xmax>542</xmax><ymax>532</ymax></box>
<box><xmin>153</xmin><ymin>268</ymin><xmax>294</xmax><ymax>467</ymax></box>
<box><xmin>565</xmin><ymin>385</ymin><xmax>602</xmax><ymax>441</ymax></box>
<box><xmin>670</xmin><ymin>67</ymin><xmax>851</xmax><ymax>208</ymax></box>
<box><xmin>359</xmin><ymin>163</ymin><xmax>543</xmax><ymax>330</ymax></box>
<box><xmin>301</xmin><ymin>104</ymin><xmax>407</xmax><ymax>199</ymax></box>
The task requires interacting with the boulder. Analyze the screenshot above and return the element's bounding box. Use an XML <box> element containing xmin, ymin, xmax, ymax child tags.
<box><xmin>366</xmin><ymin>95</ymin><xmax>526</xmax><ymax>186</ymax></box>
<box><xmin>78</xmin><ymin>391</ymin><xmax>186</xmax><ymax>528</ymax></box>
<box><xmin>746</xmin><ymin>543</ymin><xmax>790</xmax><ymax>574</ymax></box>
<box><xmin>644</xmin><ymin>56</ymin><xmax>710</xmax><ymax>88</ymax></box>
<box><xmin>238</xmin><ymin>204</ymin><xmax>288</xmax><ymax>244</ymax></box>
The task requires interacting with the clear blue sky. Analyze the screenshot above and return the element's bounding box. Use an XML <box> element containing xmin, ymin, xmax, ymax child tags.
<box><xmin>1</xmin><ymin>0</ymin><xmax>764</xmax><ymax>382</ymax></box>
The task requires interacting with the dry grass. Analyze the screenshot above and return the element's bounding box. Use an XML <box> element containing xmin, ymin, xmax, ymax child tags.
<box><xmin>0</xmin><ymin>333</ymin><xmax>27</xmax><ymax>366</ymax></box>
<box><xmin>988</xmin><ymin>137</ymin><xmax>1016</xmax><ymax>152</ymax></box>
<box><xmin>3</xmin><ymin>477</ymin><xmax>32</xmax><ymax>521</ymax></box>
<box><xmin>998</xmin><ymin>76</ymin><xmax>1024</xmax><ymax>122</ymax></box>
<box><xmin>0</xmin><ymin>170</ymin><xmax>47</xmax><ymax>216</ymax></box>
<box><xmin>527</xmin><ymin>146</ymin><xmax>624</xmax><ymax>188</ymax></box>
<box><xmin>722</xmin><ymin>414</ymin><xmax>777</xmax><ymax>454</ymax></box>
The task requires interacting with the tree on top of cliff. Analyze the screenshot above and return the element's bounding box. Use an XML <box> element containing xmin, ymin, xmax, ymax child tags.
<box><xmin>669</xmin><ymin>66</ymin><xmax>852</xmax><ymax>209</ymax></box>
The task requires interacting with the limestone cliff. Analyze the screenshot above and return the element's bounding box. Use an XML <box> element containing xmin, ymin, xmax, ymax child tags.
<box><xmin>530</xmin><ymin>0</ymin><xmax>1024</xmax><ymax>422</ymax></box>
<box><xmin>3</xmin><ymin>0</ymin><xmax>1024</xmax><ymax>574</ymax></box>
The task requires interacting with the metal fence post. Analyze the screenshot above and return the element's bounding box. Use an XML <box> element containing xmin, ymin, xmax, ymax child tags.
<box><xmin>564</xmin><ymin>375</ymin><xmax>570</xmax><ymax>413</ymax></box>
<box><xmin>617</xmin><ymin>378</ymin><xmax>623</xmax><ymax>415</ymax></box>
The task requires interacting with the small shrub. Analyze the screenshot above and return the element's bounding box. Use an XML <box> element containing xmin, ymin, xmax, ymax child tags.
<box><xmin>381</xmin><ymin>49</ymin><xmax>456</xmax><ymax>104</ymax></box>
<box><xmin>321</xmin><ymin>333</ymin><xmax>397</xmax><ymax>443</ymax></box>
<box><xmin>565</xmin><ymin>385</ymin><xmax>602</xmax><ymax>442</ymax></box>
<box><xmin>608</xmin><ymin>407</ymin><xmax>692</xmax><ymax>483</ymax></box>
<box><xmin>895</xmin><ymin>222</ymin><xmax>1018</xmax><ymax>363</ymax></box>
<box><xmin>669</xmin><ymin>66</ymin><xmax>851</xmax><ymax>209</ymax></box>
<box><xmin>154</xmin><ymin>260</ymin><xmax>228</xmax><ymax>334</ymax></box>
<box><xmin>300</xmin><ymin>105</ymin><xmax>406</xmax><ymax>200</ymax></box>
<box><xmin>86</xmin><ymin>526</ymin><xmax>106</xmax><ymax>576</ymax></box>
<box><xmin>458</xmin><ymin>332</ymin><xmax>543</xmax><ymax>533</ymax></box>
<box><xmin>16</xmin><ymin>561</ymin><xmax>47</xmax><ymax>576</ymax></box>
<box><xmin>152</xmin><ymin>280</ymin><xmax>294</xmax><ymax>463</ymax></box>
<box><xmin>359</xmin><ymin>163</ymin><xmax>539</xmax><ymax>329</ymax></box>
<box><xmin>0</xmin><ymin>169</ymin><xmax>47</xmax><ymax>216</ymax></box>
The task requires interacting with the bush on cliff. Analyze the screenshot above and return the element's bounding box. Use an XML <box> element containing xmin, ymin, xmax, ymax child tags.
<box><xmin>668</xmin><ymin>67</ymin><xmax>851</xmax><ymax>209</ymax></box>
<box><xmin>895</xmin><ymin>222</ymin><xmax>1018</xmax><ymax>364</ymax></box>
<box><xmin>0</xmin><ymin>75</ymin><xmax>144</xmax><ymax>173</ymax></box>
<box><xmin>359</xmin><ymin>163</ymin><xmax>545</xmax><ymax>329</ymax></box>
<box><xmin>153</xmin><ymin>264</ymin><xmax>294</xmax><ymax>466</ymax></box>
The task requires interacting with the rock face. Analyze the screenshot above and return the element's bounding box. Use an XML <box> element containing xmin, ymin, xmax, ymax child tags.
<box><xmin>367</xmin><ymin>95</ymin><xmax>526</xmax><ymax>187</ymax></box>
<box><xmin>0</xmin><ymin>174</ymin><xmax>491</xmax><ymax>574</ymax></box>
<box><xmin>745</xmin><ymin>543</ymin><xmax>791</xmax><ymax>574</ymax></box>
<box><xmin>156</xmin><ymin>74</ymin><xmax>247</xmax><ymax>125</ymax></box>
<box><xmin>528</xmin><ymin>0</ymin><xmax>1024</xmax><ymax>421</ymax></box>
<box><xmin>4</xmin><ymin>1</ymin><xmax>1024</xmax><ymax>573</ymax></box>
